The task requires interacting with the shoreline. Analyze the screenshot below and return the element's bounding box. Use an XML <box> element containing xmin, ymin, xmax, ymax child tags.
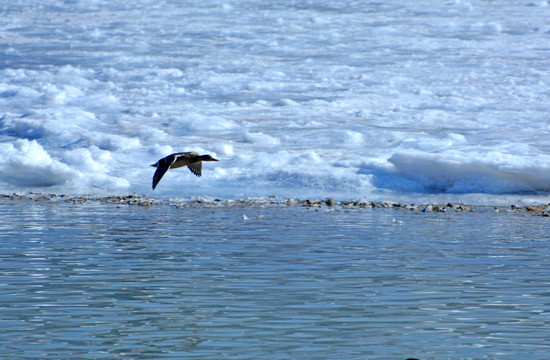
<box><xmin>2</xmin><ymin>192</ymin><xmax>550</xmax><ymax>217</ymax></box>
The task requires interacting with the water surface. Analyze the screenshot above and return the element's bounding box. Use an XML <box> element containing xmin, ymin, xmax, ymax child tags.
<box><xmin>1</xmin><ymin>200</ymin><xmax>550</xmax><ymax>359</ymax></box>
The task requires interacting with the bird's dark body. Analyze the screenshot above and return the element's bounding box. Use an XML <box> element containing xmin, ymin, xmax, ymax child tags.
<box><xmin>151</xmin><ymin>152</ymin><xmax>218</xmax><ymax>190</ymax></box>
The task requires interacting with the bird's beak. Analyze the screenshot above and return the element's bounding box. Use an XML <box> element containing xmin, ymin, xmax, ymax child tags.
<box><xmin>213</xmin><ymin>158</ymin><xmax>219</xmax><ymax>161</ymax></box>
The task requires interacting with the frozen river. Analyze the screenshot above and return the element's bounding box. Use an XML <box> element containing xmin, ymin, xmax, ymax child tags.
<box><xmin>2</xmin><ymin>0</ymin><xmax>550</xmax><ymax>204</ymax></box>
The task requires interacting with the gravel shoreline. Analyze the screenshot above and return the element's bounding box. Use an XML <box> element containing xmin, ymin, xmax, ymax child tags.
<box><xmin>2</xmin><ymin>192</ymin><xmax>550</xmax><ymax>216</ymax></box>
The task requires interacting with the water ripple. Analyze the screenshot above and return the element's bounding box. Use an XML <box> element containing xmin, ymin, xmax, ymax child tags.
<box><xmin>1</xmin><ymin>201</ymin><xmax>550</xmax><ymax>359</ymax></box>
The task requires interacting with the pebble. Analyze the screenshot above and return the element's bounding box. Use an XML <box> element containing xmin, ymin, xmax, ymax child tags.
<box><xmin>1</xmin><ymin>192</ymin><xmax>549</xmax><ymax>216</ymax></box>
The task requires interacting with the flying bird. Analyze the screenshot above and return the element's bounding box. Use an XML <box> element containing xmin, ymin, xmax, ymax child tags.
<box><xmin>151</xmin><ymin>152</ymin><xmax>218</xmax><ymax>190</ymax></box>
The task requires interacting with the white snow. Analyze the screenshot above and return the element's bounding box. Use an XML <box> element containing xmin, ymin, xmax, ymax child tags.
<box><xmin>1</xmin><ymin>0</ymin><xmax>550</xmax><ymax>205</ymax></box>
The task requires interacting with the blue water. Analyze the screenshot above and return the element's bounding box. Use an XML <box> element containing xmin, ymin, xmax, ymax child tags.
<box><xmin>1</xmin><ymin>200</ymin><xmax>550</xmax><ymax>359</ymax></box>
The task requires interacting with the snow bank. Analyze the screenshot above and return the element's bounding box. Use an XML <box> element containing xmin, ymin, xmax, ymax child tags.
<box><xmin>0</xmin><ymin>139</ymin><xmax>75</xmax><ymax>187</ymax></box>
<box><xmin>379</xmin><ymin>151</ymin><xmax>550</xmax><ymax>194</ymax></box>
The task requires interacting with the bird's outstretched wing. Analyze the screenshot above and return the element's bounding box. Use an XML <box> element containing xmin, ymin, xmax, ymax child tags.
<box><xmin>152</xmin><ymin>154</ymin><xmax>177</xmax><ymax>190</ymax></box>
<box><xmin>187</xmin><ymin>161</ymin><xmax>202</xmax><ymax>177</ymax></box>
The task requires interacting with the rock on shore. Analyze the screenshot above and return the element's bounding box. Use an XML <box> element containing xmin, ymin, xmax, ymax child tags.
<box><xmin>2</xmin><ymin>192</ymin><xmax>550</xmax><ymax>216</ymax></box>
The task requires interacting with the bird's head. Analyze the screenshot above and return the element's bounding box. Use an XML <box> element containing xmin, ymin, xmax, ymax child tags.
<box><xmin>200</xmin><ymin>155</ymin><xmax>219</xmax><ymax>162</ymax></box>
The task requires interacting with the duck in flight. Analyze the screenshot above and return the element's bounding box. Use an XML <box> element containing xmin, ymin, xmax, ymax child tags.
<box><xmin>151</xmin><ymin>152</ymin><xmax>218</xmax><ymax>190</ymax></box>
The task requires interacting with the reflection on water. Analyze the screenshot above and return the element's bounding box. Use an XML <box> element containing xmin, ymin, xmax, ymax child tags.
<box><xmin>1</xmin><ymin>200</ymin><xmax>550</xmax><ymax>359</ymax></box>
